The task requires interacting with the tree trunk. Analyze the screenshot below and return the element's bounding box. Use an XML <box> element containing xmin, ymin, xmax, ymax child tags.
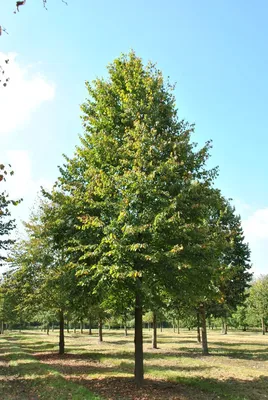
<box><xmin>224</xmin><ymin>319</ymin><xmax>228</xmax><ymax>335</ymax></box>
<box><xmin>197</xmin><ymin>312</ymin><xmax>201</xmax><ymax>343</ymax></box>
<box><xmin>199</xmin><ymin>303</ymin><xmax>209</xmax><ymax>355</ymax></box>
<box><xmin>261</xmin><ymin>317</ymin><xmax>266</xmax><ymax>335</ymax></box>
<box><xmin>221</xmin><ymin>317</ymin><xmax>228</xmax><ymax>335</ymax></box>
<box><xmin>67</xmin><ymin>320</ymin><xmax>70</xmax><ymax>333</ymax></box>
<box><xmin>160</xmin><ymin>321</ymin><xmax>163</xmax><ymax>332</ymax></box>
<box><xmin>59</xmin><ymin>310</ymin><xmax>65</xmax><ymax>355</ymax></box>
<box><xmin>80</xmin><ymin>320</ymin><xmax>83</xmax><ymax>334</ymax></box>
<box><xmin>152</xmin><ymin>312</ymin><xmax>157</xmax><ymax>349</ymax></box>
<box><xmin>0</xmin><ymin>320</ymin><xmax>4</xmax><ymax>334</ymax></box>
<box><xmin>134</xmin><ymin>277</ymin><xmax>144</xmax><ymax>387</ymax></box>
<box><xmin>124</xmin><ymin>321</ymin><xmax>128</xmax><ymax>337</ymax></box>
<box><xmin>98</xmin><ymin>317</ymin><xmax>103</xmax><ymax>342</ymax></box>
<box><xmin>46</xmin><ymin>323</ymin><xmax>50</xmax><ymax>335</ymax></box>
<box><xmin>88</xmin><ymin>317</ymin><xmax>92</xmax><ymax>335</ymax></box>
<box><xmin>177</xmin><ymin>318</ymin><xmax>180</xmax><ymax>334</ymax></box>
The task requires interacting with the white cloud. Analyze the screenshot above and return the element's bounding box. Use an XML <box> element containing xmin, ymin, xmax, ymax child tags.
<box><xmin>3</xmin><ymin>150</ymin><xmax>53</xmax><ymax>227</ymax></box>
<box><xmin>242</xmin><ymin>208</ymin><xmax>268</xmax><ymax>276</ymax></box>
<box><xmin>243</xmin><ymin>209</ymin><xmax>268</xmax><ymax>241</ymax></box>
<box><xmin>0</xmin><ymin>52</ymin><xmax>55</xmax><ymax>135</ymax></box>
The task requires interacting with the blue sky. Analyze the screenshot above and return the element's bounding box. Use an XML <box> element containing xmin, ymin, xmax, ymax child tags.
<box><xmin>0</xmin><ymin>0</ymin><xmax>267</xmax><ymax>275</ymax></box>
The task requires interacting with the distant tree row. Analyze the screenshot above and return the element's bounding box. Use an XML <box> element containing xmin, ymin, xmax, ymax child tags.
<box><xmin>0</xmin><ymin>52</ymin><xmax>251</xmax><ymax>387</ymax></box>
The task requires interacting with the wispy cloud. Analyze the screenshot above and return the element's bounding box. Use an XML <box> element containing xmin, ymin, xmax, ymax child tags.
<box><xmin>0</xmin><ymin>52</ymin><xmax>55</xmax><ymax>135</ymax></box>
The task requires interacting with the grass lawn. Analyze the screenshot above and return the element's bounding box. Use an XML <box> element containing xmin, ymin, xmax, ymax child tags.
<box><xmin>0</xmin><ymin>328</ymin><xmax>268</xmax><ymax>399</ymax></box>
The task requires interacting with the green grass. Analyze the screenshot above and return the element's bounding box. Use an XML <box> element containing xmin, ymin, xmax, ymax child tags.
<box><xmin>1</xmin><ymin>328</ymin><xmax>268</xmax><ymax>399</ymax></box>
<box><xmin>0</xmin><ymin>337</ymin><xmax>103</xmax><ymax>400</ymax></box>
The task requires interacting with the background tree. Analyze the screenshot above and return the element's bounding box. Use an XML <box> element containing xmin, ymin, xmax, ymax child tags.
<box><xmin>247</xmin><ymin>275</ymin><xmax>268</xmax><ymax>334</ymax></box>
<box><xmin>0</xmin><ymin>164</ymin><xmax>21</xmax><ymax>266</ymax></box>
<box><xmin>6</xmin><ymin>204</ymin><xmax>81</xmax><ymax>354</ymax></box>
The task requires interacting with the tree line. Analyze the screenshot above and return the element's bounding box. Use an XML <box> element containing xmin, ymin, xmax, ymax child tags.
<box><xmin>0</xmin><ymin>52</ymin><xmax>252</xmax><ymax>387</ymax></box>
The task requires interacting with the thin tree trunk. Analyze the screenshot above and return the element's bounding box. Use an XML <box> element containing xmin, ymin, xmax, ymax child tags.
<box><xmin>67</xmin><ymin>320</ymin><xmax>70</xmax><ymax>333</ymax></box>
<box><xmin>152</xmin><ymin>312</ymin><xmax>157</xmax><ymax>349</ymax></box>
<box><xmin>124</xmin><ymin>318</ymin><xmax>128</xmax><ymax>337</ymax></box>
<box><xmin>261</xmin><ymin>317</ymin><xmax>266</xmax><ymax>335</ymax></box>
<box><xmin>88</xmin><ymin>317</ymin><xmax>92</xmax><ymax>335</ymax></box>
<box><xmin>134</xmin><ymin>277</ymin><xmax>144</xmax><ymax>387</ymax></box>
<box><xmin>197</xmin><ymin>312</ymin><xmax>201</xmax><ymax>343</ymax></box>
<box><xmin>59</xmin><ymin>310</ymin><xmax>65</xmax><ymax>355</ymax></box>
<box><xmin>224</xmin><ymin>318</ymin><xmax>228</xmax><ymax>335</ymax></box>
<box><xmin>46</xmin><ymin>323</ymin><xmax>50</xmax><ymax>335</ymax></box>
<box><xmin>80</xmin><ymin>320</ymin><xmax>83</xmax><ymax>334</ymax></box>
<box><xmin>177</xmin><ymin>318</ymin><xmax>180</xmax><ymax>334</ymax></box>
<box><xmin>160</xmin><ymin>321</ymin><xmax>163</xmax><ymax>332</ymax></box>
<box><xmin>221</xmin><ymin>317</ymin><xmax>228</xmax><ymax>334</ymax></box>
<box><xmin>0</xmin><ymin>320</ymin><xmax>4</xmax><ymax>334</ymax></box>
<box><xmin>98</xmin><ymin>317</ymin><xmax>103</xmax><ymax>342</ymax></box>
<box><xmin>199</xmin><ymin>303</ymin><xmax>209</xmax><ymax>355</ymax></box>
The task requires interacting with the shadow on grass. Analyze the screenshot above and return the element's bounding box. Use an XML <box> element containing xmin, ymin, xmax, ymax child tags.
<box><xmin>210</xmin><ymin>340</ymin><xmax>268</xmax><ymax>348</ymax></box>
<box><xmin>0</xmin><ymin>369</ymin><xmax>102</xmax><ymax>400</ymax></box>
<box><xmin>20</xmin><ymin>343</ymin><xmax>57</xmax><ymax>352</ymax></box>
<box><xmin>173</xmin><ymin>374</ymin><xmax>268</xmax><ymax>400</ymax></box>
<box><xmin>208</xmin><ymin>346</ymin><xmax>268</xmax><ymax>361</ymax></box>
<box><xmin>0</xmin><ymin>362</ymin><xmax>50</xmax><ymax>377</ymax></box>
<box><xmin>104</xmin><ymin>340</ymin><xmax>132</xmax><ymax>345</ymax></box>
<box><xmin>68</xmin><ymin>375</ymin><xmax>268</xmax><ymax>400</ymax></box>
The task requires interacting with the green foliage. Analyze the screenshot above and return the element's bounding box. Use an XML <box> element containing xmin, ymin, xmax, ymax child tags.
<box><xmin>207</xmin><ymin>201</ymin><xmax>252</xmax><ymax>321</ymax></box>
<box><xmin>51</xmin><ymin>52</ymin><xmax>230</xmax><ymax>304</ymax></box>
<box><xmin>0</xmin><ymin>164</ymin><xmax>21</xmax><ymax>265</ymax></box>
<box><xmin>247</xmin><ymin>275</ymin><xmax>268</xmax><ymax>326</ymax></box>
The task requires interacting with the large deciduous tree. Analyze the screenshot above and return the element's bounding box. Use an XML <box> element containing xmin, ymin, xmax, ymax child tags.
<box><xmin>49</xmin><ymin>52</ymin><xmax>230</xmax><ymax>386</ymax></box>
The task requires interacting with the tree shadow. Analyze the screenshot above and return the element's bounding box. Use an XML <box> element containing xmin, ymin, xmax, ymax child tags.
<box><xmin>68</xmin><ymin>374</ymin><xmax>268</xmax><ymax>400</ymax></box>
<box><xmin>104</xmin><ymin>340</ymin><xmax>132</xmax><ymax>345</ymax></box>
<box><xmin>20</xmin><ymin>343</ymin><xmax>57</xmax><ymax>352</ymax></box>
<box><xmin>0</xmin><ymin>360</ymin><xmax>49</xmax><ymax>377</ymax></box>
<box><xmin>208</xmin><ymin>346</ymin><xmax>268</xmax><ymax>361</ymax></box>
<box><xmin>210</xmin><ymin>340</ymin><xmax>268</xmax><ymax>348</ymax></box>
